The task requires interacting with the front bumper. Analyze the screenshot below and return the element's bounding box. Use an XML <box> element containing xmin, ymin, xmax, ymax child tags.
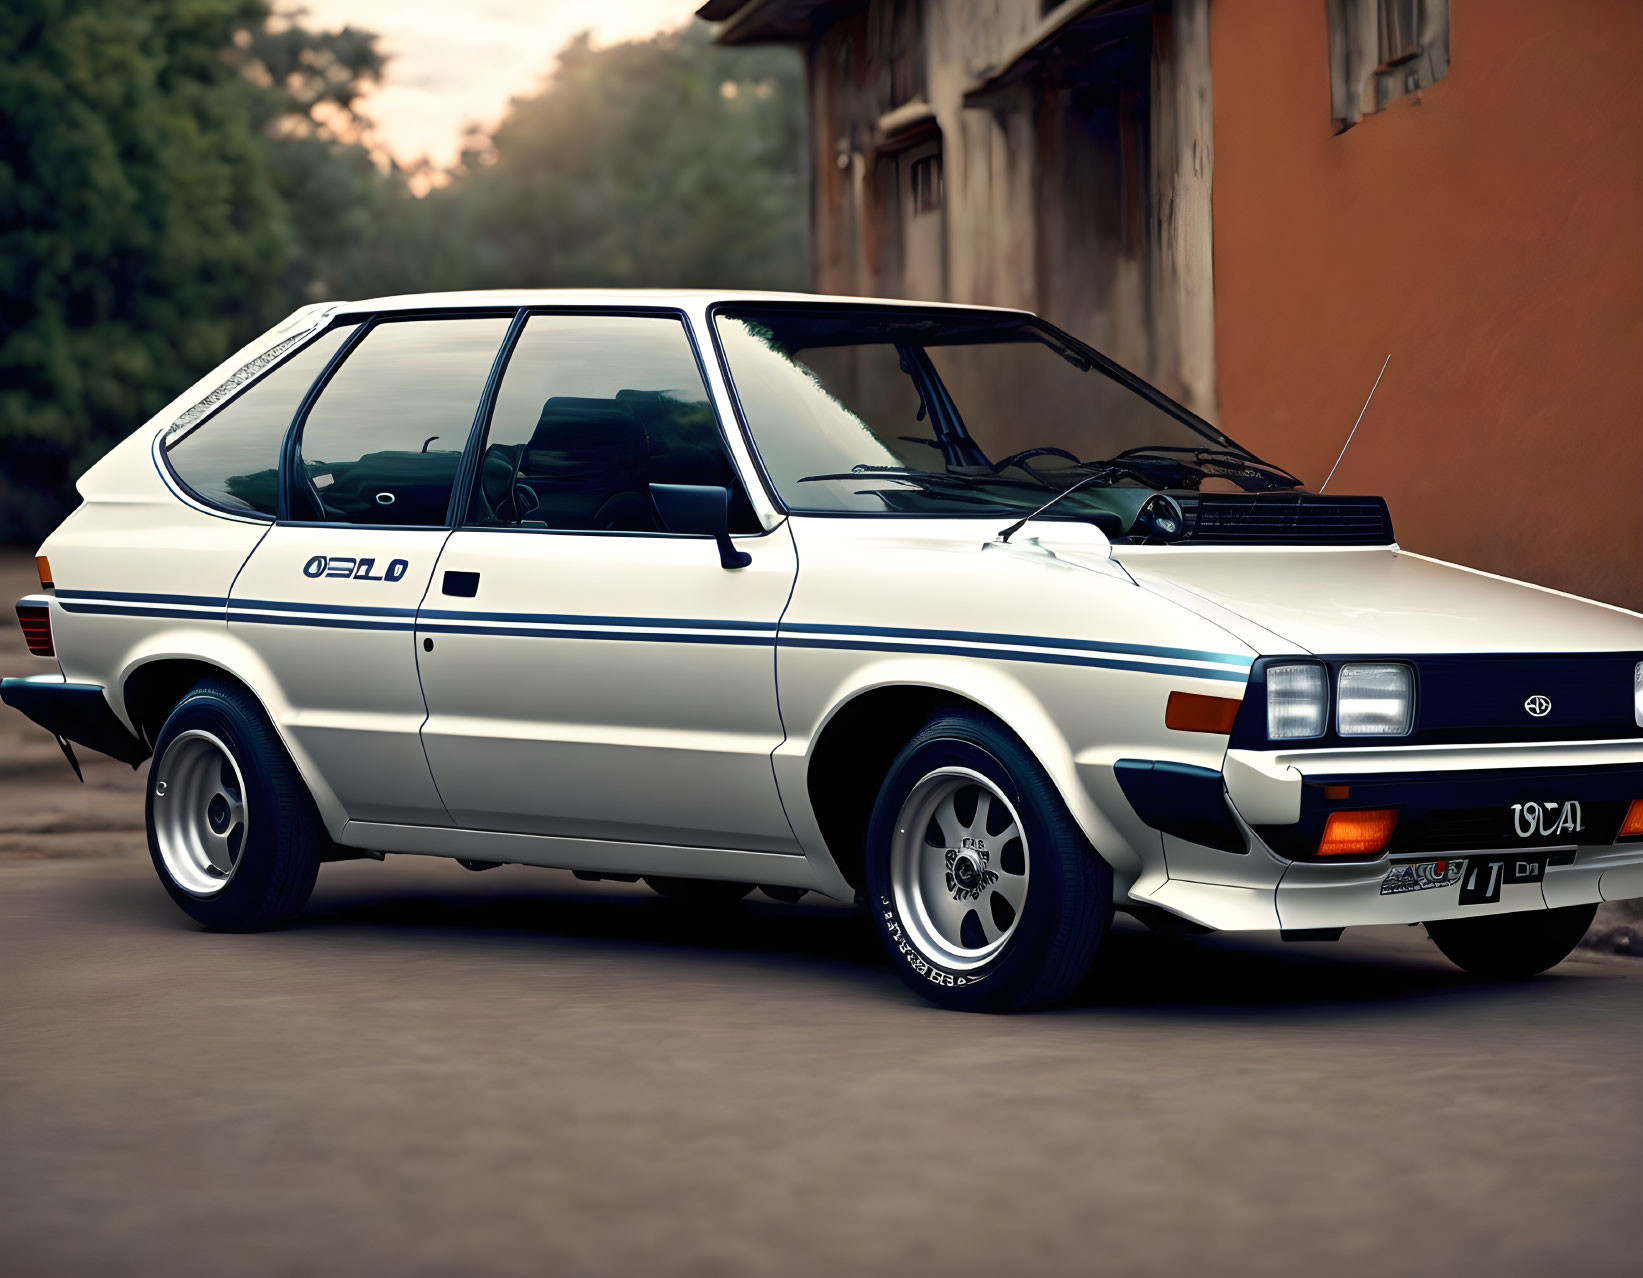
<box><xmin>1274</xmin><ymin>840</ymin><xmax>1643</xmax><ymax>930</ymax></box>
<box><xmin>1124</xmin><ymin>741</ymin><xmax>1643</xmax><ymax>931</ymax></box>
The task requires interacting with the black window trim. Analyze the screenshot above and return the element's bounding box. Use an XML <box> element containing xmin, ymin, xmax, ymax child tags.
<box><xmin>703</xmin><ymin>299</ymin><xmax>1254</xmax><ymax>520</ymax></box>
<box><xmin>445</xmin><ymin>304</ymin><xmax>778</xmax><ymax>543</ymax></box>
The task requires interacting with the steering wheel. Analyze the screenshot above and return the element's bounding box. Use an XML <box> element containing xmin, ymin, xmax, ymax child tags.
<box><xmin>991</xmin><ymin>447</ymin><xmax>1082</xmax><ymax>474</ymax></box>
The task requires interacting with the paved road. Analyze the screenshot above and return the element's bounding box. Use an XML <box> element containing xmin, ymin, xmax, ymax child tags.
<box><xmin>3</xmin><ymin>853</ymin><xmax>1641</xmax><ymax>1278</ymax></box>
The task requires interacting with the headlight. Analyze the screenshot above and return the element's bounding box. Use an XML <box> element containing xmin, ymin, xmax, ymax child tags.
<box><xmin>1267</xmin><ymin>662</ymin><xmax>1328</xmax><ymax>739</ymax></box>
<box><xmin>1337</xmin><ymin>663</ymin><xmax>1414</xmax><ymax>736</ymax></box>
<box><xmin>1635</xmin><ymin>661</ymin><xmax>1642</xmax><ymax>727</ymax></box>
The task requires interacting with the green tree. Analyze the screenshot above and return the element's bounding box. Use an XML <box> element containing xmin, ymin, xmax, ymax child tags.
<box><xmin>406</xmin><ymin>23</ymin><xmax>809</xmax><ymax>294</ymax></box>
<box><xmin>0</xmin><ymin>11</ymin><xmax>808</xmax><ymax>543</ymax></box>
<box><xmin>0</xmin><ymin>0</ymin><xmax>391</xmax><ymax>540</ymax></box>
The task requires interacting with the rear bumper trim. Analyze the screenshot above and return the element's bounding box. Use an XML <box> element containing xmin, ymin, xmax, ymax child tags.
<box><xmin>0</xmin><ymin>676</ymin><xmax>149</xmax><ymax>767</ymax></box>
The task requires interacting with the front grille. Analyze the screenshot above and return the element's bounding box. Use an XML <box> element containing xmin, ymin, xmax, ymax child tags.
<box><xmin>1177</xmin><ymin>494</ymin><xmax>1394</xmax><ymax>545</ymax></box>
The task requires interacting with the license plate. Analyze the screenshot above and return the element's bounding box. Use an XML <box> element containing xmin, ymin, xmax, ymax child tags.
<box><xmin>1458</xmin><ymin>854</ymin><xmax>1547</xmax><ymax>906</ymax></box>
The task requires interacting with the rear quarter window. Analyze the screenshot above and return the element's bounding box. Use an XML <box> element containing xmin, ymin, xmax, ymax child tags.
<box><xmin>164</xmin><ymin>324</ymin><xmax>357</xmax><ymax>516</ymax></box>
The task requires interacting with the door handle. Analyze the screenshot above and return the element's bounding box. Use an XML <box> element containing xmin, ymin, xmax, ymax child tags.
<box><xmin>442</xmin><ymin>570</ymin><xmax>480</xmax><ymax>598</ymax></box>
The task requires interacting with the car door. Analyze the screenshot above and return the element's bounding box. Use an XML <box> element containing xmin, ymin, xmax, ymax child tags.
<box><xmin>416</xmin><ymin>310</ymin><xmax>800</xmax><ymax>852</ymax></box>
<box><xmin>230</xmin><ymin>311</ymin><xmax>514</xmax><ymax>826</ymax></box>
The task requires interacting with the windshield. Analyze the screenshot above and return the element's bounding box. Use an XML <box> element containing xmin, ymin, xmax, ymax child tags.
<box><xmin>714</xmin><ymin>305</ymin><xmax>1300</xmax><ymax>522</ymax></box>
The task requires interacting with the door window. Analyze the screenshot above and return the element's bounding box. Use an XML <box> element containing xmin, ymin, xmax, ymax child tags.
<box><xmin>291</xmin><ymin>315</ymin><xmax>511</xmax><ymax>526</ymax></box>
<box><xmin>468</xmin><ymin>314</ymin><xmax>757</xmax><ymax>533</ymax></box>
<box><xmin>165</xmin><ymin>324</ymin><xmax>358</xmax><ymax>516</ymax></box>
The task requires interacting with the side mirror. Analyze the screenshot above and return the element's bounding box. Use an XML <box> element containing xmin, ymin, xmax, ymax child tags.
<box><xmin>649</xmin><ymin>483</ymin><xmax>752</xmax><ymax>570</ymax></box>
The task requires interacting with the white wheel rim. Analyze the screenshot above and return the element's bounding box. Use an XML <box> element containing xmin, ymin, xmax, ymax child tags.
<box><xmin>889</xmin><ymin>766</ymin><xmax>1030</xmax><ymax>971</ymax></box>
<box><xmin>152</xmin><ymin>730</ymin><xmax>249</xmax><ymax>898</ymax></box>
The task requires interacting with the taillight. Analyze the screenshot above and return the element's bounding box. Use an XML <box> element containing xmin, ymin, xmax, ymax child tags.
<box><xmin>16</xmin><ymin>602</ymin><xmax>53</xmax><ymax>657</ymax></box>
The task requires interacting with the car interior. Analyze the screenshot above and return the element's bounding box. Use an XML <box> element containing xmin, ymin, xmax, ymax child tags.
<box><xmin>472</xmin><ymin>391</ymin><xmax>761</xmax><ymax>533</ymax></box>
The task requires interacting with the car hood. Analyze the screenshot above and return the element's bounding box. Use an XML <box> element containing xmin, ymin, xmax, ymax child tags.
<box><xmin>1111</xmin><ymin>546</ymin><xmax>1643</xmax><ymax>656</ymax></box>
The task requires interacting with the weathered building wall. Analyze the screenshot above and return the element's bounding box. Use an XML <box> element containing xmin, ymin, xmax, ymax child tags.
<box><xmin>1211</xmin><ymin>0</ymin><xmax>1643</xmax><ymax>610</ymax></box>
<box><xmin>802</xmin><ymin>0</ymin><xmax>1218</xmax><ymax>417</ymax></box>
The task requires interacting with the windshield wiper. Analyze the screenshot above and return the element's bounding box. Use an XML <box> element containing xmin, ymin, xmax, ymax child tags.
<box><xmin>1113</xmin><ymin>446</ymin><xmax>1304</xmax><ymax>490</ymax></box>
<box><xmin>795</xmin><ymin>467</ymin><xmax>1062</xmax><ymax>513</ymax></box>
<box><xmin>796</xmin><ymin>466</ymin><xmax>1034</xmax><ymax>487</ymax></box>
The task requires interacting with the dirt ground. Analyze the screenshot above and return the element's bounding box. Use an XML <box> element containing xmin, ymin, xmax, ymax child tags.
<box><xmin>0</xmin><ymin>553</ymin><xmax>147</xmax><ymax>861</ymax></box>
<box><xmin>3</xmin><ymin>549</ymin><xmax>1642</xmax><ymax>1278</ymax></box>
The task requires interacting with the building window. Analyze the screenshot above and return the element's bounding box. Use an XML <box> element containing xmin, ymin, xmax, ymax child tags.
<box><xmin>910</xmin><ymin>150</ymin><xmax>943</xmax><ymax>215</ymax></box>
<box><xmin>1327</xmin><ymin>0</ymin><xmax>1450</xmax><ymax>132</ymax></box>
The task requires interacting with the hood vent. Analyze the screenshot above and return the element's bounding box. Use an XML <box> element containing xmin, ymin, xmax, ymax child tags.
<box><xmin>1172</xmin><ymin>494</ymin><xmax>1394</xmax><ymax>545</ymax></box>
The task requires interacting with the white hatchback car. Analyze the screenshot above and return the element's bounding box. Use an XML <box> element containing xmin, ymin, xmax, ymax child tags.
<box><xmin>7</xmin><ymin>290</ymin><xmax>1643</xmax><ymax>1009</ymax></box>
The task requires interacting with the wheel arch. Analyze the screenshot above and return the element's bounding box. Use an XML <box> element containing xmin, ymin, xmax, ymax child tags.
<box><xmin>115</xmin><ymin>635</ymin><xmax>348</xmax><ymax>835</ymax></box>
<box><xmin>797</xmin><ymin>660</ymin><xmax>1130</xmax><ymax>894</ymax></box>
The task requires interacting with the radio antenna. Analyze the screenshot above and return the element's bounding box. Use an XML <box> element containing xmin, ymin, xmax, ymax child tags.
<box><xmin>1320</xmin><ymin>353</ymin><xmax>1390</xmax><ymax>493</ymax></box>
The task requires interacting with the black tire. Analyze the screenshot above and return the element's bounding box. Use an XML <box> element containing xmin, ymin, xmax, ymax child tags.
<box><xmin>145</xmin><ymin>680</ymin><xmax>325</xmax><ymax>931</ymax></box>
<box><xmin>863</xmin><ymin>711</ymin><xmax>1113</xmax><ymax>1012</ymax></box>
<box><xmin>643</xmin><ymin>876</ymin><xmax>755</xmax><ymax>904</ymax></box>
<box><xmin>1425</xmin><ymin>903</ymin><xmax>1598</xmax><ymax>978</ymax></box>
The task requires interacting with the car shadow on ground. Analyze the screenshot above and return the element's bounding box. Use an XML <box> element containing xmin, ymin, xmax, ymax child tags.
<box><xmin>151</xmin><ymin>863</ymin><xmax>1585</xmax><ymax>1019</ymax></box>
<box><xmin>90</xmin><ymin>860</ymin><xmax>1596</xmax><ymax>1018</ymax></box>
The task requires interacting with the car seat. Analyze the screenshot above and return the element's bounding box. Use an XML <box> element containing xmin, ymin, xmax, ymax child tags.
<box><xmin>512</xmin><ymin>396</ymin><xmax>655</xmax><ymax>531</ymax></box>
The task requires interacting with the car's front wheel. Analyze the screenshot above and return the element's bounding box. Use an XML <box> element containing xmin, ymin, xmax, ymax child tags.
<box><xmin>864</xmin><ymin>711</ymin><xmax>1112</xmax><ymax>1011</ymax></box>
<box><xmin>1424</xmin><ymin>903</ymin><xmax>1598</xmax><ymax>978</ymax></box>
<box><xmin>146</xmin><ymin>680</ymin><xmax>325</xmax><ymax>931</ymax></box>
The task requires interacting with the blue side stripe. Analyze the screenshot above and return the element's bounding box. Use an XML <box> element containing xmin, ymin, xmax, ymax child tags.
<box><xmin>59</xmin><ymin>602</ymin><xmax>226</xmax><ymax>621</ymax></box>
<box><xmin>419</xmin><ymin>623</ymin><xmax>772</xmax><ymax>646</ymax></box>
<box><xmin>780</xmin><ymin>621</ymin><xmax>1252</xmax><ymax>668</ymax></box>
<box><xmin>420</xmin><ymin>608</ymin><xmax>771</xmax><ymax>631</ymax></box>
<box><xmin>773</xmin><ymin>635</ymin><xmax>1249</xmax><ymax>681</ymax></box>
<box><xmin>233</xmin><ymin>597</ymin><xmax>418</xmax><ymax>618</ymax></box>
<box><xmin>57</xmin><ymin>589</ymin><xmax>225</xmax><ymax>607</ymax></box>
<box><xmin>54</xmin><ymin>594</ymin><xmax>1253</xmax><ymax>680</ymax></box>
<box><xmin>228</xmin><ymin>612</ymin><xmax>417</xmax><ymax>632</ymax></box>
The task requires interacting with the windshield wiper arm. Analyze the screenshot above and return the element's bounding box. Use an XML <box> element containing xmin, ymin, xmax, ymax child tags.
<box><xmin>1115</xmin><ymin>446</ymin><xmax>1304</xmax><ymax>489</ymax></box>
<box><xmin>796</xmin><ymin>466</ymin><xmax>1040</xmax><ymax>488</ymax></box>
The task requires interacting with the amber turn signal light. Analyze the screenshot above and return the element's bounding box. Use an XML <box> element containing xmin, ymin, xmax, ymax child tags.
<box><xmin>1317</xmin><ymin>809</ymin><xmax>1399</xmax><ymax>858</ymax></box>
<box><xmin>1620</xmin><ymin>799</ymin><xmax>1643</xmax><ymax>840</ymax></box>
<box><xmin>36</xmin><ymin>555</ymin><xmax>53</xmax><ymax>590</ymax></box>
<box><xmin>1165</xmin><ymin>691</ymin><xmax>1240</xmax><ymax>735</ymax></box>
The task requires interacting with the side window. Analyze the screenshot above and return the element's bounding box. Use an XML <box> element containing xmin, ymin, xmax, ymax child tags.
<box><xmin>469</xmin><ymin>314</ymin><xmax>756</xmax><ymax>533</ymax></box>
<box><xmin>292</xmin><ymin>316</ymin><xmax>511</xmax><ymax>526</ymax></box>
<box><xmin>165</xmin><ymin>324</ymin><xmax>357</xmax><ymax>516</ymax></box>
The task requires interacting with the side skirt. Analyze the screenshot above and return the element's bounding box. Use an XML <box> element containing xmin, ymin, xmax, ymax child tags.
<box><xmin>338</xmin><ymin>821</ymin><xmax>833</xmax><ymax>894</ymax></box>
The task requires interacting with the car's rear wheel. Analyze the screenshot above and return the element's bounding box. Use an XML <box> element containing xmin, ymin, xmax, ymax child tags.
<box><xmin>1424</xmin><ymin>903</ymin><xmax>1598</xmax><ymax>978</ymax></box>
<box><xmin>864</xmin><ymin>711</ymin><xmax>1112</xmax><ymax>1012</ymax></box>
<box><xmin>146</xmin><ymin>681</ymin><xmax>324</xmax><ymax>931</ymax></box>
<box><xmin>643</xmin><ymin>876</ymin><xmax>754</xmax><ymax>905</ymax></box>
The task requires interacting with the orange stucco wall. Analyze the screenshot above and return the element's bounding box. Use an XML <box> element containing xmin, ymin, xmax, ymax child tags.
<box><xmin>1210</xmin><ymin>0</ymin><xmax>1643</xmax><ymax>611</ymax></box>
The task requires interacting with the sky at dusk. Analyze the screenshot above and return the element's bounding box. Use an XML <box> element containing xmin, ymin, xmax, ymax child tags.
<box><xmin>299</xmin><ymin>1</ymin><xmax>706</xmax><ymax>167</ymax></box>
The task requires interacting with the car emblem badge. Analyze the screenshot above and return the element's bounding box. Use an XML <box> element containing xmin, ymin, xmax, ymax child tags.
<box><xmin>1523</xmin><ymin>694</ymin><xmax>1552</xmax><ymax>718</ymax></box>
